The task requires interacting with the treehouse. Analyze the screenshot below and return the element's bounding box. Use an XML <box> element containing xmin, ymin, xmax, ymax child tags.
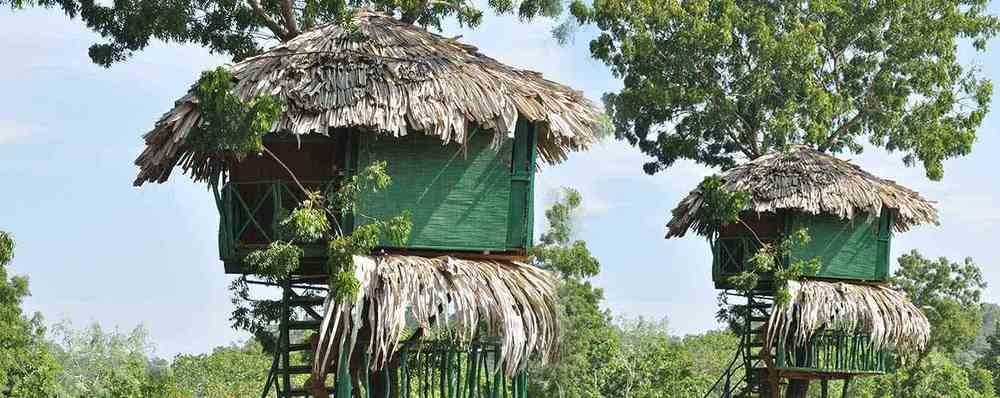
<box><xmin>667</xmin><ymin>146</ymin><xmax>934</xmax><ymax>396</ymax></box>
<box><xmin>134</xmin><ymin>11</ymin><xmax>601</xmax><ymax>398</ymax></box>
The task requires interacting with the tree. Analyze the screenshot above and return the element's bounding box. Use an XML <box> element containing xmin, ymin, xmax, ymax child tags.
<box><xmin>676</xmin><ymin>330</ymin><xmax>740</xmax><ymax>394</ymax></box>
<box><xmin>851</xmin><ymin>351</ymin><xmax>995</xmax><ymax>398</ymax></box>
<box><xmin>892</xmin><ymin>250</ymin><xmax>986</xmax><ymax>357</ymax></box>
<box><xmin>568</xmin><ymin>0</ymin><xmax>997</xmax><ymax>180</ymax></box>
<box><xmin>169</xmin><ymin>340</ymin><xmax>272</xmax><ymax>398</ymax></box>
<box><xmin>0</xmin><ymin>230</ymin><xmax>60</xmax><ymax>397</ymax></box>
<box><xmin>976</xmin><ymin>323</ymin><xmax>1000</xmax><ymax>396</ymax></box>
<box><xmin>871</xmin><ymin>250</ymin><xmax>989</xmax><ymax>396</ymax></box>
<box><xmin>528</xmin><ymin>188</ymin><xmax>620</xmax><ymax>398</ymax></box>
<box><xmin>4</xmin><ymin>0</ymin><xmax>566</xmax><ymax>67</ymax></box>
<box><xmin>48</xmin><ymin>322</ymin><xmax>174</xmax><ymax>398</ymax></box>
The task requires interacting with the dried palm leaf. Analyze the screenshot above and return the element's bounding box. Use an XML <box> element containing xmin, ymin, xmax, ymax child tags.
<box><xmin>765</xmin><ymin>280</ymin><xmax>930</xmax><ymax>356</ymax></box>
<box><xmin>134</xmin><ymin>10</ymin><xmax>603</xmax><ymax>186</ymax></box>
<box><xmin>667</xmin><ymin>146</ymin><xmax>939</xmax><ymax>238</ymax></box>
<box><xmin>311</xmin><ymin>255</ymin><xmax>559</xmax><ymax>384</ymax></box>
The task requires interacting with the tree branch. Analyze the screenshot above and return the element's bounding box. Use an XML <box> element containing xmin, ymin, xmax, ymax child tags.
<box><xmin>246</xmin><ymin>0</ymin><xmax>291</xmax><ymax>41</ymax></box>
<box><xmin>818</xmin><ymin>110</ymin><xmax>865</xmax><ymax>152</ymax></box>
<box><xmin>278</xmin><ymin>0</ymin><xmax>300</xmax><ymax>37</ymax></box>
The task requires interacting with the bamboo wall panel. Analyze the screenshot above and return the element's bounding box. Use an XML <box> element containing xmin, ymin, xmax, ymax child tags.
<box><xmin>790</xmin><ymin>212</ymin><xmax>890</xmax><ymax>281</ymax></box>
<box><xmin>357</xmin><ymin>131</ymin><xmax>514</xmax><ymax>251</ymax></box>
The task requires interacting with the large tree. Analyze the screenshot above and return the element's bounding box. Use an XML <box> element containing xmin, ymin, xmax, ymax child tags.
<box><xmin>528</xmin><ymin>188</ymin><xmax>620</xmax><ymax>397</ymax></box>
<box><xmin>569</xmin><ymin>0</ymin><xmax>997</xmax><ymax>179</ymax></box>
<box><xmin>892</xmin><ymin>250</ymin><xmax>986</xmax><ymax>357</ymax></box>
<box><xmin>5</xmin><ymin>0</ymin><xmax>565</xmax><ymax>67</ymax></box>
<box><xmin>0</xmin><ymin>231</ymin><xmax>60</xmax><ymax>397</ymax></box>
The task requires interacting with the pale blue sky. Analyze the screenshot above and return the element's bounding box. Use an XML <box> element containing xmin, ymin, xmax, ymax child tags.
<box><xmin>2</xmin><ymin>5</ymin><xmax>1000</xmax><ymax>359</ymax></box>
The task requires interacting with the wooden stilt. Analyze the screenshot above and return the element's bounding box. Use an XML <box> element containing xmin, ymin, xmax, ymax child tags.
<box><xmin>842</xmin><ymin>376</ymin><xmax>853</xmax><ymax>398</ymax></box>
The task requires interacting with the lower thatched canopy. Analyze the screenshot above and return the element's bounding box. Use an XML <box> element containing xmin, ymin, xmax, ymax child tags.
<box><xmin>766</xmin><ymin>280</ymin><xmax>930</xmax><ymax>356</ymax></box>
<box><xmin>311</xmin><ymin>255</ymin><xmax>559</xmax><ymax>382</ymax></box>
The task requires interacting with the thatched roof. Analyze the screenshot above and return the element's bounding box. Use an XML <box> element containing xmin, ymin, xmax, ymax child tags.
<box><xmin>666</xmin><ymin>146</ymin><xmax>939</xmax><ymax>238</ymax></box>
<box><xmin>134</xmin><ymin>10</ymin><xmax>603</xmax><ymax>186</ymax></box>
<box><xmin>766</xmin><ymin>280</ymin><xmax>930</xmax><ymax>355</ymax></box>
<box><xmin>312</xmin><ymin>254</ymin><xmax>558</xmax><ymax>382</ymax></box>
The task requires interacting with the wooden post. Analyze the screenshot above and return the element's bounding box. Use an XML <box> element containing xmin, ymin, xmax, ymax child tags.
<box><xmin>842</xmin><ymin>376</ymin><xmax>853</xmax><ymax>398</ymax></box>
<box><xmin>820</xmin><ymin>378</ymin><xmax>829</xmax><ymax>398</ymax></box>
<box><xmin>280</xmin><ymin>279</ymin><xmax>291</xmax><ymax>398</ymax></box>
<box><xmin>786</xmin><ymin>379</ymin><xmax>810</xmax><ymax>398</ymax></box>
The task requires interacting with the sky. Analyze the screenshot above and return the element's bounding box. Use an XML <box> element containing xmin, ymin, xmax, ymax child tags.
<box><xmin>2</xmin><ymin>4</ymin><xmax>1000</xmax><ymax>360</ymax></box>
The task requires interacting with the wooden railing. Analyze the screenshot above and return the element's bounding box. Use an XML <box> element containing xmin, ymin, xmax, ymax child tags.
<box><xmin>774</xmin><ymin>330</ymin><xmax>889</xmax><ymax>374</ymax></box>
<box><xmin>712</xmin><ymin>236</ymin><xmax>779</xmax><ymax>288</ymax></box>
<box><xmin>213</xmin><ymin>180</ymin><xmax>337</xmax><ymax>262</ymax></box>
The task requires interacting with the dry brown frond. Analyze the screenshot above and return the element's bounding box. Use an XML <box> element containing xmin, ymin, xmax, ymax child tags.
<box><xmin>765</xmin><ymin>280</ymin><xmax>930</xmax><ymax>356</ymax></box>
<box><xmin>134</xmin><ymin>10</ymin><xmax>603</xmax><ymax>185</ymax></box>
<box><xmin>311</xmin><ymin>255</ymin><xmax>559</xmax><ymax>382</ymax></box>
<box><xmin>666</xmin><ymin>146</ymin><xmax>939</xmax><ymax>238</ymax></box>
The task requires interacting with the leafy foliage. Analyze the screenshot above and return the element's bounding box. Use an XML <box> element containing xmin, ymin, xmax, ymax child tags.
<box><xmin>892</xmin><ymin>250</ymin><xmax>986</xmax><ymax>356</ymax></box>
<box><xmin>975</xmin><ymin>322</ymin><xmax>1000</xmax><ymax>396</ymax></box>
<box><xmin>277</xmin><ymin>191</ymin><xmax>329</xmax><ymax>243</ymax></box>
<box><xmin>0</xmin><ymin>231</ymin><xmax>60</xmax><ymax>397</ymax></box>
<box><xmin>48</xmin><ymin>322</ymin><xmax>172</xmax><ymax>398</ymax></box>
<box><xmin>845</xmin><ymin>251</ymin><xmax>991</xmax><ymax>397</ymax></box>
<box><xmin>851</xmin><ymin>351</ymin><xmax>996</xmax><ymax>398</ymax></box>
<box><xmin>694</xmin><ymin>176</ymin><xmax>749</xmax><ymax>232</ymax></box>
<box><xmin>187</xmin><ymin>67</ymin><xmax>280</xmax><ymax>165</ymax></box>
<box><xmin>169</xmin><ymin>341</ymin><xmax>272</xmax><ymax>398</ymax></box>
<box><xmin>528</xmin><ymin>188</ymin><xmax>616</xmax><ymax>397</ymax></box>
<box><xmin>569</xmin><ymin>0</ymin><xmax>997</xmax><ymax>180</ymax></box>
<box><xmin>243</xmin><ymin>241</ymin><xmax>304</xmax><ymax>279</ymax></box>
<box><xmin>4</xmin><ymin>0</ymin><xmax>568</xmax><ymax>67</ymax></box>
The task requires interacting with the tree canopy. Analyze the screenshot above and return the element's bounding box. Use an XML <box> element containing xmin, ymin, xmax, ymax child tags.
<box><xmin>570</xmin><ymin>0</ymin><xmax>998</xmax><ymax>179</ymax></box>
<box><xmin>0</xmin><ymin>231</ymin><xmax>60</xmax><ymax>397</ymax></box>
<box><xmin>5</xmin><ymin>0</ymin><xmax>566</xmax><ymax>67</ymax></box>
<box><xmin>892</xmin><ymin>250</ymin><xmax>986</xmax><ymax>356</ymax></box>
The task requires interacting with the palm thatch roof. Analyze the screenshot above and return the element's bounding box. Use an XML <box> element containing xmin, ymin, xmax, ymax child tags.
<box><xmin>766</xmin><ymin>280</ymin><xmax>930</xmax><ymax>355</ymax></box>
<box><xmin>311</xmin><ymin>254</ymin><xmax>559</xmax><ymax>382</ymax></box>
<box><xmin>134</xmin><ymin>10</ymin><xmax>603</xmax><ymax>186</ymax></box>
<box><xmin>666</xmin><ymin>146</ymin><xmax>939</xmax><ymax>238</ymax></box>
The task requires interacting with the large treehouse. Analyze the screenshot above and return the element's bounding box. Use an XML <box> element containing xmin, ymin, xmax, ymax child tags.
<box><xmin>134</xmin><ymin>11</ymin><xmax>602</xmax><ymax>398</ymax></box>
<box><xmin>667</xmin><ymin>147</ymin><xmax>935</xmax><ymax>397</ymax></box>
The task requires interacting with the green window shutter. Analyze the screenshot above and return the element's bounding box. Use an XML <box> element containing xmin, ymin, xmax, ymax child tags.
<box><xmin>357</xmin><ymin>129</ymin><xmax>513</xmax><ymax>251</ymax></box>
<box><xmin>507</xmin><ymin>118</ymin><xmax>536</xmax><ymax>250</ymax></box>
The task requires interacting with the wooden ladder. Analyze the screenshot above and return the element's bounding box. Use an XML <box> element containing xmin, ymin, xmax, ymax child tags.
<box><xmin>261</xmin><ymin>276</ymin><xmax>335</xmax><ymax>398</ymax></box>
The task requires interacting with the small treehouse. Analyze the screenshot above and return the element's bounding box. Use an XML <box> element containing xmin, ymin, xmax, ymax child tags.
<box><xmin>667</xmin><ymin>147</ymin><xmax>934</xmax><ymax>397</ymax></box>
<box><xmin>134</xmin><ymin>11</ymin><xmax>602</xmax><ymax>398</ymax></box>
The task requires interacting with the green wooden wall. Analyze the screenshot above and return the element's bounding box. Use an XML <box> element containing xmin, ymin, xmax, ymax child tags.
<box><xmin>355</xmin><ymin>123</ymin><xmax>535</xmax><ymax>252</ymax></box>
<box><xmin>789</xmin><ymin>211</ymin><xmax>891</xmax><ymax>281</ymax></box>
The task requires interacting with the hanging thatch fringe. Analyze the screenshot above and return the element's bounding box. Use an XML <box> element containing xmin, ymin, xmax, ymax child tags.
<box><xmin>666</xmin><ymin>146</ymin><xmax>939</xmax><ymax>238</ymax></box>
<box><xmin>311</xmin><ymin>255</ymin><xmax>559</xmax><ymax>383</ymax></box>
<box><xmin>133</xmin><ymin>10</ymin><xmax>603</xmax><ymax>186</ymax></box>
<box><xmin>765</xmin><ymin>280</ymin><xmax>930</xmax><ymax>356</ymax></box>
